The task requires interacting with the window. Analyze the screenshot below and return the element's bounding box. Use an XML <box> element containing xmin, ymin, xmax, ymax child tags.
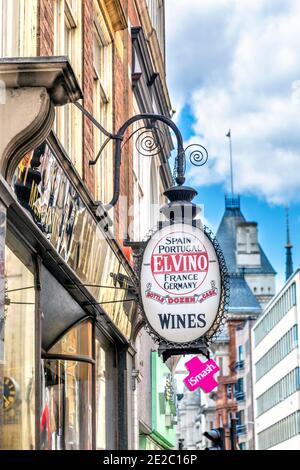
<box><xmin>132</xmin><ymin>109</ymin><xmax>147</xmax><ymax>241</ymax></box>
<box><xmin>150</xmin><ymin>159</ymin><xmax>159</xmax><ymax>229</ymax></box>
<box><xmin>0</xmin><ymin>0</ymin><xmax>37</xmax><ymax>57</ymax></box>
<box><xmin>258</xmin><ymin>411</ymin><xmax>300</xmax><ymax>450</ymax></box>
<box><xmin>238</xmin><ymin>345</ymin><xmax>244</xmax><ymax>362</ymax></box>
<box><xmin>254</xmin><ymin>283</ymin><xmax>297</xmax><ymax>345</ymax></box>
<box><xmin>95</xmin><ymin>332</ymin><xmax>117</xmax><ymax>450</ymax></box>
<box><xmin>235</xmin><ymin>378</ymin><xmax>245</xmax><ymax>401</ymax></box>
<box><xmin>0</xmin><ymin>0</ymin><xmax>19</xmax><ymax>56</ymax></box>
<box><xmin>236</xmin><ymin>378</ymin><xmax>244</xmax><ymax>393</ymax></box>
<box><xmin>145</xmin><ymin>0</ymin><xmax>165</xmax><ymax>61</ymax></box>
<box><xmin>255</xmin><ymin>325</ymin><xmax>298</xmax><ymax>381</ymax></box>
<box><xmin>41</xmin><ymin>359</ymin><xmax>92</xmax><ymax>450</ymax></box>
<box><xmin>93</xmin><ymin>15</ymin><xmax>113</xmax><ymax>204</ymax></box>
<box><xmin>0</xmin><ymin>240</ymin><xmax>36</xmax><ymax>449</ymax></box>
<box><xmin>41</xmin><ymin>320</ymin><xmax>93</xmax><ymax>450</ymax></box>
<box><xmin>237</xmin><ymin>410</ymin><xmax>245</xmax><ymax>426</ymax></box>
<box><xmin>218</xmin><ymin>357</ymin><xmax>223</xmax><ymax>375</ymax></box>
<box><xmin>226</xmin><ymin>384</ymin><xmax>233</xmax><ymax>400</ymax></box>
<box><xmin>54</xmin><ymin>0</ymin><xmax>82</xmax><ymax>173</ymax></box>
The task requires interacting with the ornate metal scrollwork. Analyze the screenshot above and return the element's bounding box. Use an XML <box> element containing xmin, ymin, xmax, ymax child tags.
<box><xmin>135</xmin><ymin>126</ymin><xmax>165</xmax><ymax>157</ymax></box>
<box><xmin>121</xmin><ymin>125</ymin><xmax>166</xmax><ymax>158</ymax></box>
<box><xmin>74</xmin><ymin>102</ymin><xmax>209</xmax><ymax>208</ymax></box>
<box><xmin>185</xmin><ymin>143</ymin><xmax>209</xmax><ymax>167</ymax></box>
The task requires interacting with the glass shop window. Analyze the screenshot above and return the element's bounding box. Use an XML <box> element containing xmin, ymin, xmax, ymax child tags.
<box><xmin>41</xmin><ymin>320</ymin><xmax>93</xmax><ymax>450</ymax></box>
<box><xmin>41</xmin><ymin>359</ymin><xmax>92</xmax><ymax>450</ymax></box>
<box><xmin>95</xmin><ymin>331</ymin><xmax>117</xmax><ymax>450</ymax></box>
<box><xmin>50</xmin><ymin>321</ymin><xmax>93</xmax><ymax>357</ymax></box>
<box><xmin>0</xmin><ymin>242</ymin><xmax>36</xmax><ymax>449</ymax></box>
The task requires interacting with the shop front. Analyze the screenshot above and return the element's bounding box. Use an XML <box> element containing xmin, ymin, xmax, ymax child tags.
<box><xmin>139</xmin><ymin>352</ymin><xmax>177</xmax><ymax>450</ymax></box>
<box><xmin>0</xmin><ymin>58</ymin><xmax>137</xmax><ymax>450</ymax></box>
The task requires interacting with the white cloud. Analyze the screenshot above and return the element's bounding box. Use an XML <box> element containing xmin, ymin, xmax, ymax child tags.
<box><xmin>166</xmin><ymin>0</ymin><xmax>300</xmax><ymax>204</ymax></box>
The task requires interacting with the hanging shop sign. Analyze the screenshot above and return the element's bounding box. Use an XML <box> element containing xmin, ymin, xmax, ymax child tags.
<box><xmin>140</xmin><ymin>222</ymin><xmax>227</xmax><ymax>345</ymax></box>
<box><xmin>11</xmin><ymin>139</ymin><xmax>135</xmax><ymax>340</ymax></box>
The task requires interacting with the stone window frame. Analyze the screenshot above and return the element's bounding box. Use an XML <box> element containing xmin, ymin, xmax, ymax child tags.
<box><xmin>93</xmin><ymin>1</ymin><xmax>113</xmax><ymax>204</ymax></box>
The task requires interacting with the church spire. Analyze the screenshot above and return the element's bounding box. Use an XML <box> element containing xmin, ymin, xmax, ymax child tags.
<box><xmin>285</xmin><ymin>207</ymin><xmax>294</xmax><ymax>281</ymax></box>
<box><xmin>226</xmin><ymin>129</ymin><xmax>234</xmax><ymax>197</ymax></box>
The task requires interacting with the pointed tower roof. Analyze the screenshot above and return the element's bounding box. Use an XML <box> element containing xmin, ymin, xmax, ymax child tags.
<box><xmin>216</xmin><ymin>195</ymin><xmax>276</xmax><ymax>315</ymax></box>
<box><xmin>285</xmin><ymin>208</ymin><xmax>294</xmax><ymax>281</ymax></box>
<box><xmin>217</xmin><ymin>195</ymin><xmax>276</xmax><ymax>275</ymax></box>
<box><xmin>216</xmin><ymin>195</ymin><xmax>245</xmax><ymax>273</ymax></box>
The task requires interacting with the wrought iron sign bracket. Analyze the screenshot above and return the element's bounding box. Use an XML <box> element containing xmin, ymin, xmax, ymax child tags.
<box><xmin>72</xmin><ymin>100</ymin><xmax>229</xmax><ymax>358</ymax></box>
<box><xmin>73</xmin><ymin>101</ymin><xmax>208</xmax><ymax>210</ymax></box>
<box><xmin>158</xmin><ymin>341</ymin><xmax>210</xmax><ymax>363</ymax></box>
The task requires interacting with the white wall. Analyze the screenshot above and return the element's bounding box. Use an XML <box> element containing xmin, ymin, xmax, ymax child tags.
<box><xmin>252</xmin><ymin>271</ymin><xmax>300</xmax><ymax>450</ymax></box>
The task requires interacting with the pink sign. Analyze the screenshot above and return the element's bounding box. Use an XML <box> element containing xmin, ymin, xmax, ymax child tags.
<box><xmin>184</xmin><ymin>356</ymin><xmax>219</xmax><ymax>393</ymax></box>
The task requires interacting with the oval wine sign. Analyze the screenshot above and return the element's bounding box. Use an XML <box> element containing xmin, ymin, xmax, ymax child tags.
<box><xmin>140</xmin><ymin>223</ymin><xmax>222</xmax><ymax>344</ymax></box>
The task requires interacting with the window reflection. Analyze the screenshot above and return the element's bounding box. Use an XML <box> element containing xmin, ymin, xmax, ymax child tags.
<box><xmin>0</xmin><ymin>245</ymin><xmax>36</xmax><ymax>449</ymax></box>
<box><xmin>49</xmin><ymin>320</ymin><xmax>93</xmax><ymax>358</ymax></box>
<box><xmin>12</xmin><ymin>142</ymin><xmax>135</xmax><ymax>340</ymax></box>
<box><xmin>95</xmin><ymin>335</ymin><xmax>117</xmax><ymax>450</ymax></box>
<box><xmin>41</xmin><ymin>360</ymin><xmax>92</xmax><ymax>450</ymax></box>
<box><xmin>41</xmin><ymin>320</ymin><xmax>93</xmax><ymax>450</ymax></box>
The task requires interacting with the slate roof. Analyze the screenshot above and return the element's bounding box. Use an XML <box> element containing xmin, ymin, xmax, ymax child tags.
<box><xmin>228</xmin><ymin>275</ymin><xmax>261</xmax><ymax>313</ymax></box>
<box><xmin>216</xmin><ymin>195</ymin><xmax>274</xmax><ymax>315</ymax></box>
<box><xmin>216</xmin><ymin>196</ymin><xmax>276</xmax><ymax>275</ymax></box>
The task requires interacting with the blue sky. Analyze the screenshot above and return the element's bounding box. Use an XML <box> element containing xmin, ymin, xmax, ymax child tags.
<box><xmin>165</xmin><ymin>0</ymin><xmax>300</xmax><ymax>291</ymax></box>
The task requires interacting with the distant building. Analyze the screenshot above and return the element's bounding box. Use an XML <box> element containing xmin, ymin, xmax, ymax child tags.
<box><xmin>252</xmin><ymin>271</ymin><xmax>300</xmax><ymax>450</ymax></box>
<box><xmin>176</xmin><ymin>387</ymin><xmax>216</xmax><ymax>450</ymax></box>
<box><xmin>217</xmin><ymin>196</ymin><xmax>276</xmax><ymax>308</ymax></box>
<box><xmin>175</xmin><ymin>195</ymin><xmax>276</xmax><ymax>450</ymax></box>
<box><xmin>210</xmin><ymin>195</ymin><xmax>276</xmax><ymax>450</ymax></box>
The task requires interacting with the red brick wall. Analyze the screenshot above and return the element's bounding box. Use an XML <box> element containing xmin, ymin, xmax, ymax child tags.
<box><xmin>113</xmin><ymin>0</ymin><xmax>142</xmax><ymax>243</ymax></box>
<box><xmin>82</xmin><ymin>0</ymin><xmax>95</xmax><ymax>194</ymax></box>
<box><xmin>215</xmin><ymin>319</ymin><xmax>239</xmax><ymax>449</ymax></box>
<box><xmin>37</xmin><ymin>0</ymin><xmax>54</xmax><ymax>56</ymax></box>
<box><xmin>37</xmin><ymin>0</ymin><xmax>142</xmax><ymax>213</ymax></box>
<box><xmin>113</xmin><ymin>30</ymin><xmax>126</xmax><ymax>238</ymax></box>
<box><xmin>128</xmin><ymin>0</ymin><xmax>140</xmax><ymax>27</ymax></box>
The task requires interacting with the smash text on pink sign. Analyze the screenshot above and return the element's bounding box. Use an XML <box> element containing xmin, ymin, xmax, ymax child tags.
<box><xmin>184</xmin><ymin>356</ymin><xmax>220</xmax><ymax>393</ymax></box>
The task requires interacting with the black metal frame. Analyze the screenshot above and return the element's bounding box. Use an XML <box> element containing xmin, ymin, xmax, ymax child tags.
<box><xmin>72</xmin><ymin>101</ymin><xmax>229</xmax><ymax>357</ymax></box>
<box><xmin>132</xmin><ymin>223</ymin><xmax>229</xmax><ymax>359</ymax></box>
<box><xmin>74</xmin><ymin>102</ymin><xmax>208</xmax><ymax>209</ymax></box>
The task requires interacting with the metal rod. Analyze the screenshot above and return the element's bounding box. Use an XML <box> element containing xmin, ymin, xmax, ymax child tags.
<box><xmin>86</xmin><ymin>298</ymin><xmax>136</xmax><ymax>306</ymax></box>
<box><xmin>105</xmin><ymin>113</ymin><xmax>186</xmax><ymax>209</ymax></box>
<box><xmin>72</xmin><ymin>101</ymin><xmax>187</xmax><ymax>209</ymax></box>
<box><xmin>6</xmin><ymin>286</ymin><xmax>35</xmax><ymax>293</ymax></box>
<box><xmin>89</xmin><ymin>135</ymin><xmax>112</xmax><ymax>166</ymax></box>
<box><xmin>76</xmin><ymin>284</ymin><xmax>136</xmax><ymax>291</ymax></box>
<box><xmin>7</xmin><ymin>302</ymin><xmax>35</xmax><ymax>305</ymax></box>
<box><xmin>74</xmin><ymin>101</ymin><xmax>114</xmax><ymax>139</ymax></box>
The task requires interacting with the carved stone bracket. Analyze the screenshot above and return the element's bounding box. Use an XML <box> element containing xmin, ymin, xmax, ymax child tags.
<box><xmin>0</xmin><ymin>57</ymin><xmax>83</xmax><ymax>182</ymax></box>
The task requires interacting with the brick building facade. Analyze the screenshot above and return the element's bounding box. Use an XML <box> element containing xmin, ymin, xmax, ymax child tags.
<box><xmin>0</xmin><ymin>0</ymin><xmax>174</xmax><ymax>450</ymax></box>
